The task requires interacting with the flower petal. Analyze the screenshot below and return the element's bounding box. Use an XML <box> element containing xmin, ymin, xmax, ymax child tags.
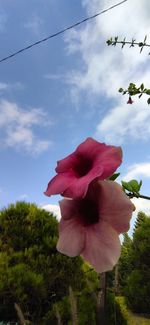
<box><xmin>63</xmin><ymin>168</ymin><xmax>103</xmax><ymax>199</ymax></box>
<box><xmin>44</xmin><ymin>171</ymin><xmax>76</xmax><ymax>196</ymax></box>
<box><xmin>57</xmin><ymin>218</ymin><xmax>85</xmax><ymax>257</ymax></box>
<box><xmin>59</xmin><ymin>199</ymin><xmax>79</xmax><ymax>220</ymax></box>
<box><xmin>45</xmin><ymin>137</ymin><xmax>122</xmax><ymax>199</ymax></box>
<box><xmin>95</xmin><ymin>181</ymin><xmax>134</xmax><ymax>234</ymax></box>
<box><xmin>95</xmin><ymin>146</ymin><xmax>122</xmax><ymax>179</ymax></box>
<box><xmin>76</xmin><ymin>137</ymin><xmax>106</xmax><ymax>158</ymax></box>
<box><xmin>77</xmin><ymin>138</ymin><xmax>122</xmax><ymax>170</ymax></box>
<box><xmin>56</xmin><ymin>152</ymin><xmax>78</xmax><ymax>173</ymax></box>
<box><xmin>81</xmin><ymin>221</ymin><xmax>121</xmax><ymax>272</ymax></box>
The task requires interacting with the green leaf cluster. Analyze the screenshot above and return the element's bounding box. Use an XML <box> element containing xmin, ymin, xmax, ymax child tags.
<box><xmin>121</xmin><ymin>179</ymin><xmax>142</xmax><ymax>196</ymax></box>
<box><xmin>119</xmin><ymin>82</ymin><xmax>150</xmax><ymax>105</ymax></box>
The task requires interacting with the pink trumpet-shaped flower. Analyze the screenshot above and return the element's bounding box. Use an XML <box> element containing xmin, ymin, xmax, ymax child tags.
<box><xmin>44</xmin><ymin>137</ymin><xmax>122</xmax><ymax>199</ymax></box>
<box><xmin>57</xmin><ymin>180</ymin><xmax>135</xmax><ymax>273</ymax></box>
<box><xmin>127</xmin><ymin>96</ymin><xmax>134</xmax><ymax>104</ymax></box>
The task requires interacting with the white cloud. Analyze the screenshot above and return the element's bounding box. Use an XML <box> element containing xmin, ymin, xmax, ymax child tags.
<box><xmin>132</xmin><ymin>197</ymin><xmax>150</xmax><ymax>216</ymax></box>
<box><xmin>24</xmin><ymin>15</ymin><xmax>43</xmax><ymax>35</ymax></box>
<box><xmin>120</xmin><ymin>161</ymin><xmax>150</xmax><ymax>235</ymax></box>
<box><xmin>65</xmin><ymin>0</ymin><xmax>150</xmax><ymax>142</ymax></box>
<box><xmin>129</xmin><ymin>197</ymin><xmax>150</xmax><ymax>235</ymax></box>
<box><xmin>95</xmin><ymin>98</ymin><xmax>150</xmax><ymax>144</ymax></box>
<box><xmin>18</xmin><ymin>194</ymin><xmax>29</xmax><ymax>200</ymax></box>
<box><xmin>123</xmin><ymin>162</ymin><xmax>150</xmax><ymax>181</ymax></box>
<box><xmin>42</xmin><ymin>204</ymin><xmax>61</xmax><ymax>220</ymax></box>
<box><xmin>0</xmin><ymin>82</ymin><xmax>24</xmax><ymax>95</ymax></box>
<box><xmin>0</xmin><ymin>100</ymin><xmax>51</xmax><ymax>155</ymax></box>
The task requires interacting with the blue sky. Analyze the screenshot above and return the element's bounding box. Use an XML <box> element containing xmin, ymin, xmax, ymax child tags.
<box><xmin>0</xmin><ymin>0</ymin><xmax>150</xmax><ymax>232</ymax></box>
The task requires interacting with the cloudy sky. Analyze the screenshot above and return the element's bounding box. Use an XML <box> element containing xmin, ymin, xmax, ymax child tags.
<box><xmin>0</xmin><ymin>0</ymin><xmax>150</xmax><ymax>227</ymax></box>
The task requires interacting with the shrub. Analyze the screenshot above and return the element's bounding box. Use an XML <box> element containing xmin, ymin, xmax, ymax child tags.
<box><xmin>106</xmin><ymin>293</ymin><xmax>128</xmax><ymax>325</ymax></box>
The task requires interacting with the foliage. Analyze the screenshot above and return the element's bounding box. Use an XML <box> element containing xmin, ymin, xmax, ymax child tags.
<box><xmin>133</xmin><ymin>211</ymin><xmax>147</xmax><ymax>235</ymax></box>
<box><xmin>119</xmin><ymin>83</ymin><xmax>150</xmax><ymax>105</ymax></box>
<box><xmin>0</xmin><ymin>202</ymin><xmax>86</xmax><ymax>324</ymax></box>
<box><xmin>125</xmin><ymin>214</ymin><xmax>150</xmax><ymax>313</ymax></box>
<box><xmin>106</xmin><ymin>293</ymin><xmax>128</xmax><ymax>325</ymax></box>
<box><xmin>118</xmin><ymin>233</ymin><xmax>133</xmax><ymax>292</ymax></box>
<box><xmin>77</xmin><ymin>288</ymin><xmax>97</xmax><ymax>325</ymax></box>
<box><xmin>115</xmin><ymin>296</ymin><xmax>129</xmax><ymax>325</ymax></box>
<box><xmin>125</xmin><ymin>270</ymin><xmax>150</xmax><ymax>313</ymax></box>
<box><xmin>127</xmin><ymin>311</ymin><xmax>150</xmax><ymax>325</ymax></box>
<box><xmin>132</xmin><ymin>213</ymin><xmax>150</xmax><ymax>269</ymax></box>
<box><xmin>121</xmin><ymin>179</ymin><xmax>142</xmax><ymax>197</ymax></box>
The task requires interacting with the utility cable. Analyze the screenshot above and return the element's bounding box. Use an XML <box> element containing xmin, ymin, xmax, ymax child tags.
<box><xmin>0</xmin><ymin>0</ymin><xmax>127</xmax><ymax>64</ymax></box>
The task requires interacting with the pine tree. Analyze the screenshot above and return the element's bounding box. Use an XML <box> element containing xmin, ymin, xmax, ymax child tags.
<box><xmin>133</xmin><ymin>211</ymin><xmax>147</xmax><ymax>234</ymax></box>
<box><xmin>125</xmin><ymin>213</ymin><xmax>150</xmax><ymax>313</ymax></box>
<box><xmin>117</xmin><ymin>233</ymin><xmax>133</xmax><ymax>292</ymax></box>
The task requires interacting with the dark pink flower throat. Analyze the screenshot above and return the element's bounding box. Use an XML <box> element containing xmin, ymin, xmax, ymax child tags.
<box><xmin>75</xmin><ymin>155</ymin><xmax>93</xmax><ymax>177</ymax></box>
<box><xmin>78</xmin><ymin>199</ymin><xmax>99</xmax><ymax>226</ymax></box>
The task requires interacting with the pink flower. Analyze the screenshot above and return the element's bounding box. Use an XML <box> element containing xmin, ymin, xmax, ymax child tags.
<box><xmin>127</xmin><ymin>96</ymin><xmax>134</xmax><ymax>104</ymax></box>
<box><xmin>44</xmin><ymin>137</ymin><xmax>122</xmax><ymax>199</ymax></box>
<box><xmin>57</xmin><ymin>180</ymin><xmax>134</xmax><ymax>273</ymax></box>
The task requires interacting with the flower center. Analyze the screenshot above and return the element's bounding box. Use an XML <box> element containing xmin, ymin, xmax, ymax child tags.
<box><xmin>78</xmin><ymin>199</ymin><xmax>99</xmax><ymax>226</ymax></box>
<box><xmin>75</xmin><ymin>155</ymin><xmax>93</xmax><ymax>177</ymax></box>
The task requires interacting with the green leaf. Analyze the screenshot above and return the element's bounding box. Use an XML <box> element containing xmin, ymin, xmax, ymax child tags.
<box><xmin>127</xmin><ymin>180</ymin><xmax>140</xmax><ymax>193</ymax></box>
<box><xmin>109</xmin><ymin>173</ymin><xmax>120</xmax><ymax>181</ymax></box>
<box><xmin>122</xmin><ymin>179</ymin><xmax>142</xmax><ymax>195</ymax></box>
<box><xmin>138</xmin><ymin>180</ymin><xmax>142</xmax><ymax>191</ymax></box>
<box><xmin>145</xmin><ymin>89</ymin><xmax>150</xmax><ymax>95</ymax></box>
<box><xmin>129</xmin><ymin>83</ymin><xmax>136</xmax><ymax>88</ymax></box>
<box><xmin>106</xmin><ymin>38</ymin><xmax>112</xmax><ymax>46</ymax></box>
<box><xmin>118</xmin><ymin>88</ymin><xmax>123</xmax><ymax>93</ymax></box>
<box><xmin>140</xmin><ymin>83</ymin><xmax>144</xmax><ymax>91</ymax></box>
<box><xmin>147</xmin><ymin>98</ymin><xmax>150</xmax><ymax>105</ymax></box>
<box><xmin>121</xmin><ymin>181</ymin><xmax>133</xmax><ymax>192</ymax></box>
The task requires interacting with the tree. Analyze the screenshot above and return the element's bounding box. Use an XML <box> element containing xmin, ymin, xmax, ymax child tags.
<box><xmin>133</xmin><ymin>211</ymin><xmax>147</xmax><ymax>233</ymax></box>
<box><xmin>125</xmin><ymin>213</ymin><xmax>150</xmax><ymax>313</ymax></box>
<box><xmin>117</xmin><ymin>233</ymin><xmax>133</xmax><ymax>293</ymax></box>
<box><xmin>0</xmin><ymin>202</ymin><xmax>85</xmax><ymax>324</ymax></box>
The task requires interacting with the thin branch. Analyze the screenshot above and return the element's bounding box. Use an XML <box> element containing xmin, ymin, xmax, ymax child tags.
<box><xmin>107</xmin><ymin>35</ymin><xmax>150</xmax><ymax>54</ymax></box>
<box><xmin>127</xmin><ymin>193</ymin><xmax>150</xmax><ymax>200</ymax></box>
<box><xmin>119</xmin><ymin>83</ymin><xmax>150</xmax><ymax>105</ymax></box>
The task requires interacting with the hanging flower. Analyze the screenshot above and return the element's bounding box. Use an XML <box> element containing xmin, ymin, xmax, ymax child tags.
<box><xmin>44</xmin><ymin>137</ymin><xmax>122</xmax><ymax>199</ymax></box>
<box><xmin>127</xmin><ymin>96</ymin><xmax>134</xmax><ymax>104</ymax></box>
<box><xmin>56</xmin><ymin>180</ymin><xmax>135</xmax><ymax>272</ymax></box>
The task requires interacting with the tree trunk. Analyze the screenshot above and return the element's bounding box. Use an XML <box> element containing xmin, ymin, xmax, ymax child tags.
<box><xmin>55</xmin><ymin>304</ymin><xmax>63</xmax><ymax>325</ymax></box>
<box><xmin>69</xmin><ymin>286</ymin><xmax>78</xmax><ymax>325</ymax></box>
<box><xmin>96</xmin><ymin>273</ymin><xmax>107</xmax><ymax>325</ymax></box>
<box><xmin>14</xmin><ymin>303</ymin><xmax>26</xmax><ymax>325</ymax></box>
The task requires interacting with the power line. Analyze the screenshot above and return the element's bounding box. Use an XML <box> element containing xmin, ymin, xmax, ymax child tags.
<box><xmin>0</xmin><ymin>0</ymin><xmax>127</xmax><ymax>64</ymax></box>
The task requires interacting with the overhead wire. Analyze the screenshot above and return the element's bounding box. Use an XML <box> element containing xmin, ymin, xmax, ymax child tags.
<box><xmin>0</xmin><ymin>0</ymin><xmax>128</xmax><ymax>64</ymax></box>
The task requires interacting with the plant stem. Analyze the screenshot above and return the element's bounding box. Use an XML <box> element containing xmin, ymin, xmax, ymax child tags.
<box><xmin>113</xmin><ymin>40</ymin><xmax>150</xmax><ymax>48</ymax></box>
<box><xmin>127</xmin><ymin>193</ymin><xmax>150</xmax><ymax>200</ymax></box>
